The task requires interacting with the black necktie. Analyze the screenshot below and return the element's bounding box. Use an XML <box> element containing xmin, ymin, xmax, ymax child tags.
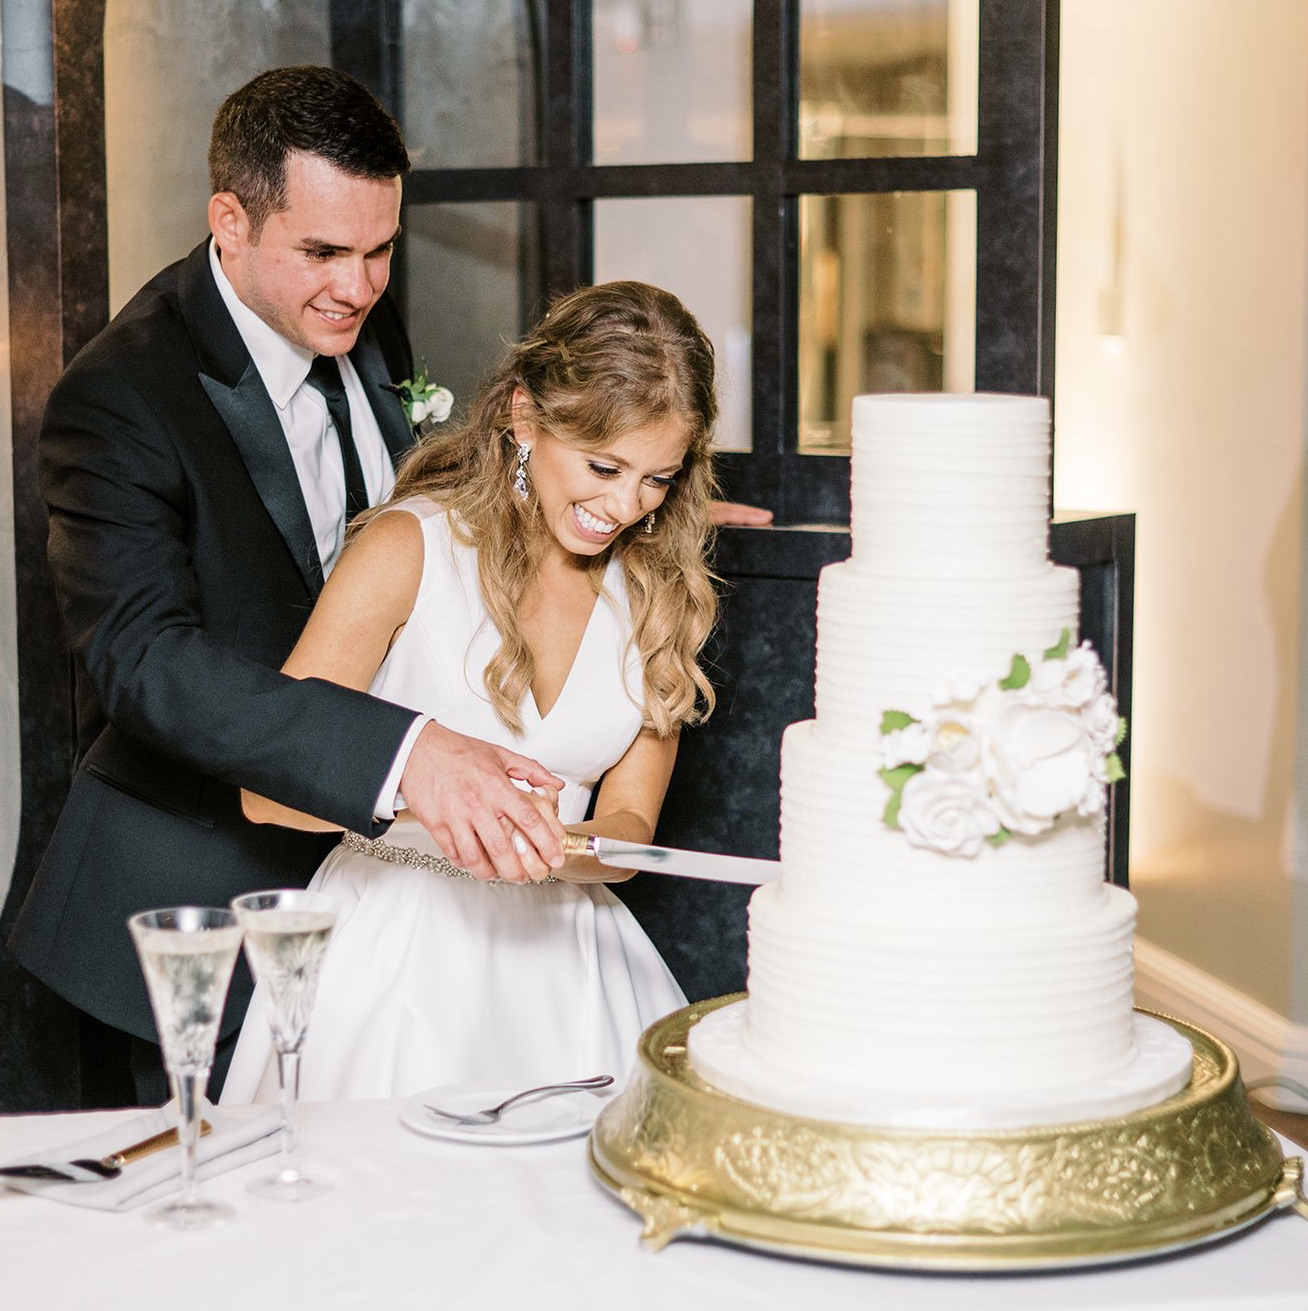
<box><xmin>306</xmin><ymin>355</ymin><xmax>369</xmax><ymax>521</ymax></box>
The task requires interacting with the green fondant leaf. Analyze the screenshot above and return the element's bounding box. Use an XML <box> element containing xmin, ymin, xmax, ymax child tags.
<box><xmin>1116</xmin><ymin>716</ymin><xmax>1128</xmax><ymax>746</ymax></box>
<box><xmin>880</xmin><ymin>709</ymin><xmax>918</xmax><ymax>733</ymax></box>
<box><xmin>998</xmin><ymin>653</ymin><xmax>1031</xmax><ymax>690</ymax></box>
<box><xmin>883</xmin><ymin>792</ymin><xmax>902</xmax><ymax>829</ymax></box>
<box><xmin>879</xmin><ymin>764</ymin><xmax>922</xmax><ymax>790</ymax></box>
<box><xmin>878</xmin><ymin>763</ymin><xmax>922</xmax><ymax>831</ymax></box>
<box><xmin>1043</xmin><ymin>628</ymin><xmax>1072</xmax><ymax>661</ymax></box>
<box><xmin>985</xmin><ymin>828</ymin><xmax>1011</xmax><ymax>848</ymax></box>
<box><xmin>1104</xmin><ymin>752</ymin><xmax>1126</xmax><ymax>784</ymax></box>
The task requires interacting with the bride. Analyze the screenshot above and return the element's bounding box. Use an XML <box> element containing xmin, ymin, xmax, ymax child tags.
<box><xmin>221</xmin><ymin>281</ymin><xmax>720</xmax><ymax>1102</ymax></box>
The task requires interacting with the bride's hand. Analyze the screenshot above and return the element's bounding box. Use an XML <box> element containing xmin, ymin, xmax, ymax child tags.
<box><xmin>402</xmin><ymin>721</ymin><xmax>565</xmax><ymax>882</ymax></box>
<box><xmin>500</xmin><ymin>787</ymin><xmax>564</xmax><ymax>882</ymax></box>
<box><xmin>532</xmin><ymin>783</ymin><xmax>560</xmax><ymax>815</ymax></box>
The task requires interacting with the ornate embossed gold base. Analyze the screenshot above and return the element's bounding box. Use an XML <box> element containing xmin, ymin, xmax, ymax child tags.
<box><xmin>590</xmin><ymin>995</ymin><xmax>1308</xmax><ymax>1270</ymax></box>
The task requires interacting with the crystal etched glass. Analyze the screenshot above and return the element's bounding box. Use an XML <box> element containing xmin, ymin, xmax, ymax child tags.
<box><xmin>128</xmin><ymin>906</ymin><xmax>244</xmax><ymax>1229</ymax></box>
<box><xmin>231</xmin><ymin>890</ymin><xmax>338</xmax><ymax>1202</ymax></box>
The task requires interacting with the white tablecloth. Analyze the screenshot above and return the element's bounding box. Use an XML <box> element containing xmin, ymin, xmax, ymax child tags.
<box><xmin>2</xmin><ymin>1102</ymin><xmax>1306</xmax><ymax>1311</ymax></box>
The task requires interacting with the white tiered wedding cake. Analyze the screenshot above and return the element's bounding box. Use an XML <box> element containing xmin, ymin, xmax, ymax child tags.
<box><xmin>689</xmin><ymin>393</ymin><xmax>1193</xmax><ymax>1129</ymax></box>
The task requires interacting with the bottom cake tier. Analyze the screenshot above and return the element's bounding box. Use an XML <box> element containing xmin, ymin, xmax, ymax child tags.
<box><xmin>688</xmin><ymin>997</ymin><xmax>1194</xmax><ymax>1129</ymax></box>
<box><xmin>590</xmin><ymin>995</ymin><xmax>1307</xmax><ymax>1270</ymax></box>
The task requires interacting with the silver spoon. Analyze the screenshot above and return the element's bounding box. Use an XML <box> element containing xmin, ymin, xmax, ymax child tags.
<box><xmin>425</xmin><ymin>1075</ymin><xmax>614</xmax><ymax>1126</ymax></box>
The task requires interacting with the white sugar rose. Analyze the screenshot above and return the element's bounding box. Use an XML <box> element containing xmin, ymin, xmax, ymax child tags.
<box><xmin>897</xmin><ymin>770</ymin><xmax>1001</xmax><ymax>858</ymax></box>
<box><xmin>980</xmin><ymin>700</ymin><xmax>1103</xmax><ymax>835</ymax></box>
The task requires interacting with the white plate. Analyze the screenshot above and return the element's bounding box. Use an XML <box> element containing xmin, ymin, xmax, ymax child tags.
<box><xmin>399</xmin><ymin>1080</ymin><xmax>610</xmax><ymax>1146</ymax></box>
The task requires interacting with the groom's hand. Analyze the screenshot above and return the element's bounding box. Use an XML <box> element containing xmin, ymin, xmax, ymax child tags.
<box><xmin>401</xmin><ymin>721</ymin><xmax>566</xmax><ymax>882</ymax></box>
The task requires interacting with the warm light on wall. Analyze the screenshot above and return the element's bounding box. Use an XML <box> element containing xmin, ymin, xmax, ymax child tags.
<box><xmin>1098</xmin><ymin>148</ymin><xmax>1126</xmax><ymax>354</ymax></box>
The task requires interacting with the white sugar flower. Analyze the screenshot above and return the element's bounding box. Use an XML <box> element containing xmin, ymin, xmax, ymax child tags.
<box><xmin>932</xmin><ymin>669</ymin><xmax>989</xmax><ymax>708</ymax></box>
<box><xmin>880</xmin><ymin>721</ymin><xmax>933</xmax><ymax>768</ymax></box>
<box><xmin>878</xmin><ymin>633</ymin><xmax>1123</xmax><ymax>858</ymax></box>
<box><xmin>926</xmin><ymin>718</ymin><xmax>980</xmax><ymax>774</ymax></box>
<box><xmin>1083</xmin><ymin>691</ymin><xmax>1123</xmax><ymax>759</ymax></box>
<box><xmin>980</xmin><ymin>700</ymin><xmax>1104</xmax><ymax>835</ymax></box>
<box><xmin>1025</xmin><ymin>640</ymin><xmax>1106</xmax><ymax>709</ymax></box>
<box><xmin>898</xmin><ymin>770</ymin><xmax>1002</xmax><ymax>858</ymax></box>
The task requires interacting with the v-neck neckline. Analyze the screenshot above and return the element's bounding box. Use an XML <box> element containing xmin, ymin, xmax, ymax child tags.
<box><xmin>524</xmin><ymin>557</ymin><xmax>618</xmax><ymax>725</ymax></box>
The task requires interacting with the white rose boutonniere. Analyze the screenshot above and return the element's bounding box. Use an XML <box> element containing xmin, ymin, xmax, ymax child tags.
<box><xmin>387</xmin><ymin>366</ymin><xmax>453</xmax><ymax>436</ymax></box>
<box><xmin>877</xmin><ymin>629</ymin><xmax>1127</xmax><ymax>858</ymax></box>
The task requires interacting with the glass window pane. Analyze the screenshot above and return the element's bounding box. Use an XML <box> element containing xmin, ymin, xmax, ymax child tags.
<box><xmin>799</xmin><ymin>189</ymin><xmax>976</xmax><ymax>452</ymax></box>
<box><xmin>800</xmin><ymin>0</ymin><xmax>978</xmax><ymax>160</ymax></box>
<box><xmin>402</xmin><ymin>0</ymin><xmax>539</xmax><ymax>168</ymax></box>
<box><xmin>594</xmin><ymin>196</ymin><xmax>753</xmax><ymax>450</ymax></box>
<box><xmin>402</xmin><ymin>203</ymin><xmax>540</xmax><ymax>414</ymax></box>
<box><xmin>593</xmin><ymin>0</ymin><xmax>753</xmax><ymax>165</ymax></box>
<box><xmin>105</xmin><ymin>0</ymin><xmax>327</xmax><ymax>312</ymax></box>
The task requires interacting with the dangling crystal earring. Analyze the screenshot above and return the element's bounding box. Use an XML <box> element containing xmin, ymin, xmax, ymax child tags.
<box><xmin>512</xmin><ymin>443</ymin><xmax>530</xmax><ymax>502</ymax></box>
<box><xmin>643</xmin><ymin>512</ymin><xmax>656</xmax><ymax>535</ymax></box>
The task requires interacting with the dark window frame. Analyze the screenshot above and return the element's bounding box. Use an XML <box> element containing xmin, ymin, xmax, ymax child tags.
<box><xmin>337</xmin><ymin>0</ymin><xmax>1058</xmax><ymax>523</ymax></box>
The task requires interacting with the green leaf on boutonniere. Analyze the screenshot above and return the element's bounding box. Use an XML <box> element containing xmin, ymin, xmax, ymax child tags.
<box><xmin>998</xmin><ymin>652</ymin><xmax>1031</xmax><ymax>690</ymax></box>
<box><xmin>1042</xmin><ymin>628</ymin><xmax>1072</xmax><ymax>661</ymax></box>
<box><xmin>880</xmin><ymin>709</ymin><xmax>918</xmax><ymax>733</ymax></box>
<box><xmin>1104</xmin><ymin>752</ymin><xmax>1126</xmax><ymax>784</ymax></box>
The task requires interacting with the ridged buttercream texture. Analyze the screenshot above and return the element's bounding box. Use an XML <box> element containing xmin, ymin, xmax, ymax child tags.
<box><xmin>689</xmin><ymin>394</ymin><xmax>1167</xmax><ymax>1124</ymax></box>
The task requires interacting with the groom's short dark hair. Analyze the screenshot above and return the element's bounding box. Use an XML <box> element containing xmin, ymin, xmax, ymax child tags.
<box><xmin>209</xmin><ymin>65</ymin><xmax>410</xmax><ymax>239</ymax></box>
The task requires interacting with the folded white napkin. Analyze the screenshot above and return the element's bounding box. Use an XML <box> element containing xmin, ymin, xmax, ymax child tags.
<box><xmin>0</xmin><ymin>1098</ymin><xmax>281</xmax><ymax>1211</ymax></box>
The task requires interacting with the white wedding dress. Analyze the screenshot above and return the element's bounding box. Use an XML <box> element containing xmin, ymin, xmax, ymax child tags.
<box><xmin>221</xmin><ymin>498</ymin><xmax>687</xmax><ymax>1103</ymax></box>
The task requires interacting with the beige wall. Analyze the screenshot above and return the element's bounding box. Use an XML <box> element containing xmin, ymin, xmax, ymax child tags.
<box><xmin>1055</xmin><ymin>0</ymin><xmax>1308</xmax><ymax>1018</ymax></box>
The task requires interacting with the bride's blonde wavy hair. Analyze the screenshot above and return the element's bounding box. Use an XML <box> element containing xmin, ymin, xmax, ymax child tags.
<box><xmin>374</xmin><ymin>280</ymin><xmax>720</xmax><ymax>737</ymax></box>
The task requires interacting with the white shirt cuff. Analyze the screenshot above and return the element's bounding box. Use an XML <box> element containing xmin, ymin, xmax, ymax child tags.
<box><xmin>373</xmin><ymin>714</ymin><xmax>431</xmax><ymax>820</ymax></box>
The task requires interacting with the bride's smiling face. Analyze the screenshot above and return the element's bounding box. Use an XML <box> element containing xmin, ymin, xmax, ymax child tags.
<box><xmin>513</xmin><ymin>391</ymin><xmax>689</xmax><ymax>562</ymax></box>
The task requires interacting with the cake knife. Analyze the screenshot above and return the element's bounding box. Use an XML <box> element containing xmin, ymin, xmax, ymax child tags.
<box><xmin>562</xmin><ymin>833</ymin><xmax>780</xmax><ymax>885</ymax></box>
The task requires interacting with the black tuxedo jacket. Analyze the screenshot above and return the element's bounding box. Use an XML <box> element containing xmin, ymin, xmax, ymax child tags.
<box><xmin>10</xmin><ymin>241</ymin><xmax>420</xmax><ymax>1042</ymax></box>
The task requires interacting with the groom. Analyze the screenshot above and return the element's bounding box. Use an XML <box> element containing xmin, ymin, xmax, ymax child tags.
<box><xmin>9</xmin><ymin>66</ymin><xmax>567</xmax><ymax>1107</ymax></box>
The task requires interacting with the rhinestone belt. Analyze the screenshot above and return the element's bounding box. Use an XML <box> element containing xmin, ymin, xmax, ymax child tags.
<box><xmin>341</xmin><ymin>830</ymin><xmax>558</xmax><ymax>883</ymax></box>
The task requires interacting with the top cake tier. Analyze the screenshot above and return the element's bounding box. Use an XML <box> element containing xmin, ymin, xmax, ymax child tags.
<box><xmin>850</xmin><ymin>393</ymin><xmax>1052</xmax><ymax>578</ymax></box>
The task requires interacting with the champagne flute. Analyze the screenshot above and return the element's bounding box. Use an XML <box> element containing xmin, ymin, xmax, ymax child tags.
<box><xmin>231</xmin><ymin>890</ymin><xmax>337</xmax><ymax>1202</ymax></box>
<box><xmin>127</xmin><ymin>906</ymin><xmax>244</xmax><ymax>1229</ymax></box>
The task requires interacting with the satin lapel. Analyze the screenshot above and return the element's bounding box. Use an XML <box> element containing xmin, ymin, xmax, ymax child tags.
<box><xmin>350</xmin><ymin>332</ymin><xmax>415</xmax><ymax>468</ymax></box>
<box><xmin>199</xmin><ymin>367</ymin><xmax>325</xmax><ymax>593</ymax></box>
<box><xmin>178</xmin><ymin>243</ymin><xmax>325</xmax><ymax>594</ymax></box>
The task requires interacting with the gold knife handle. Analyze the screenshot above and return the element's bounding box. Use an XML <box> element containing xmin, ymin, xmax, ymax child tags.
<box><xmin>562</xmin><ymin>832</ymin><xmax>596</xmax><ymax>857</ymax></box>
<box><xmin>103</xmin><ymin>1119</ymin><xmax>213</xmax><ymax>1169</ymax></box>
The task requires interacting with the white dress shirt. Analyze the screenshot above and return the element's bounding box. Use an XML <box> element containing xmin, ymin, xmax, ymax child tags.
<box><xmin>209</xmin><ymin>240</ymin><xmax>420</xmax><ymax>819</ymax></box>
<box><xmin>208</xmin><ymin>241</ymin><xmax>395</xmax><ymax>578</ymax></box>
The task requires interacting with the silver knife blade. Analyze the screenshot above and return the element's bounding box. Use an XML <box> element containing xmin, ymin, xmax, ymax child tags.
<box><xmin>567</xmin><ymin>835</ymin><xmax>780</xmax><ymax>886</ymax></box>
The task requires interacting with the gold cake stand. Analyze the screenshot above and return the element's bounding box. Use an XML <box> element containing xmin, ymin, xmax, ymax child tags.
<box><xmin>590</xmin><ymin>995</ymin><xmax>1308</xmax><ymax>1270</ymax></box>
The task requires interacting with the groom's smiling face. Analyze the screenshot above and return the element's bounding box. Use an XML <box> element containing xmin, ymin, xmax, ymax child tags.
<box><xmin>211</xmin><ymin>150</ymin><xmax>403</xmax><ymax>356</ymax></box>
